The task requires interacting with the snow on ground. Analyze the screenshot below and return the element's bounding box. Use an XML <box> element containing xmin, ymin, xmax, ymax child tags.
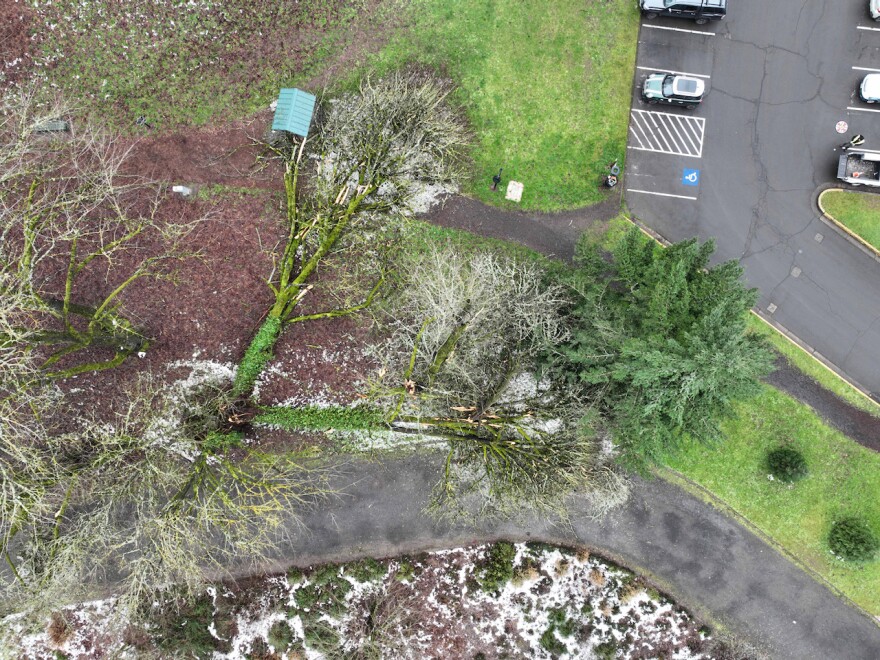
<box><xmin>1</xmin><ymin>542</ymin><xmax>727</xmax><ymax>659</ymax></box>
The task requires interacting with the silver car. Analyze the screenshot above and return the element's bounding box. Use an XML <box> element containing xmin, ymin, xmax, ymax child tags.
<box><xmin>871</xmin><ymin>0</ymin><xmax>880</xmax><ymax>21</ymax></box>
<box><xmin>860</xmin><ymin>74</ymin><xmax>880</xmax><ymax>103</ymax></box>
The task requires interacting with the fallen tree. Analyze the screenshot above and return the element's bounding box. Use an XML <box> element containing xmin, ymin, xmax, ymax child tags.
<box><xmin>368</xmin><ymin>246</ymin><xmax>628</xmax><ymax>520</ymax></box>
<box><xmin>234</xmin><ymin>72</ymin><xmax>469</xmax><ymax>396</ymax></box>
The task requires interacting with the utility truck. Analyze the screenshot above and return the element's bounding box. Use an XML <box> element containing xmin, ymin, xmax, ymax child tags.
<box><xmin>837</xmin><ymin>150</ymin><xmax>880</xmax><ymax>187</ymax></box>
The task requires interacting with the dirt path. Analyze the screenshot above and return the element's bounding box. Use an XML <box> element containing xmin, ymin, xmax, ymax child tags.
<box><xmin>766</xmin><ymin>357</ymin><xmax>880</xmax><ymax>452</ymax></box>
<box><xmin>422</xmin><ymin>195</ymin><xmax>880</xmax><ymax>453</ymax></box>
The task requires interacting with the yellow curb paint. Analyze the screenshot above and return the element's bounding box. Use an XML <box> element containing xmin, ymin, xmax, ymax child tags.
<box><xmin>818</xmin><ymin>189</ymin><xmax>880</xmax><ymax>260</ymax></box>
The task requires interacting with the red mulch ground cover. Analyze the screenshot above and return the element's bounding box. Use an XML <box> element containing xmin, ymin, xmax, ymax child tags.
<box><xmin>56</xmin><ymin>120</ymin><xmax>377</xmax><ymax>424</ymax></box>
<box><xmin>0</xmin><ymin>0</ymin><xmax>35</xmax><ymax>87</ymax></box>
<box><xmin>120</xmin><ymin>112</ymin><xmax>278</xmax><ymax>189</ymax></box>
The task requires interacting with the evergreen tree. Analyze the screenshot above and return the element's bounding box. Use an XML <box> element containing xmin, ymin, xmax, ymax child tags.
<box><xmin>556</xmin><ymin>228</ymin><xmax>773</xmax><ymax>465</ymax></box>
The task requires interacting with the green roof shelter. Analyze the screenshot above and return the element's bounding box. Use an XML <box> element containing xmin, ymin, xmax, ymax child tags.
<box><xmin>272</xmin><ymin>88</ymin><xmax>316</xmax><ymax>137</ymax></box>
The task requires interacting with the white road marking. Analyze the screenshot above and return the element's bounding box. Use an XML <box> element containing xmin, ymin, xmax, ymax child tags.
<box><xmin>847</xmin><ymin>105</ymin><xmax>880</xmax><ymax>113</ymax></box>
<box><xmin>673</xmin><ymin>115</ymin><xmax>702</xmax><ymax>153</ymax></box>
<box><xmin>857</xmin><ymin>25</ymin><xmax>880</xmax><ymax>32</ymax></box>
<box><xmin>840</xmin><ymin>146</ymin><xmax>880</xmax><ymax>154</ymax></box>
<box><xmin>647</xmin><ymin>111</ymin><xmax>675</xmax><ymax>152</ymax></box>
<box><xmin>637</xmin><ymin>66</ymin><xmax>711</xmax><ymax>79</ymax></box>
<box><xmin>852</xmin><ymin>66</ymin><xmax>880</xmax><ymax>73</ymax></box>
<box><xmin>642</xmin><ymin>24</ymin><xmax>716</xmax><ymax>36</ymax></box>
<box><xmin>629</xmin><ymin>109</ymin><xmax>706</xmax><ymax>157</ymax></box>
<box><xmin>627</xmin><ymin>189</ymin><xmax>697</xmax><ymax>200</ymax></box>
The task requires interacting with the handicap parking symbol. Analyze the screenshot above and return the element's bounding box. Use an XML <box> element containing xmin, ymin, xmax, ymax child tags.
<box><xmin>682</xmin><ymin>168</ymin><xmax>700</xmax><ymax>187</ymax></box>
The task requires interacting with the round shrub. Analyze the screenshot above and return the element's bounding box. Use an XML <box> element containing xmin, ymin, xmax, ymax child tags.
<box><xmin>828</xmin><ymin>517</ymin><xmax>879</xmax><ymax>562</ymax></box>
<box><xmin>766</xmin><ymin>447</ymin><xmax>808</xmax><ymax>483</ymax></box>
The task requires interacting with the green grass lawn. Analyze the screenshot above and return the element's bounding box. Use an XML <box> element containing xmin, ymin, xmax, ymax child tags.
<box><xmin>821</xmin><ymin>189</ymin><xmax>880</xmax><ymax>252</ymax></box>
<box><xmin>664</xmin><ymin>385</ymin><xmax>880</xmax><ymax>615</ymax></box>
<box><xmin>25</xmin><ymin>0</ymin><xmax>639</xmax><ymax>212</ymax></box>
<box><xmin>370</xmin><ymin>0</ymin><xmax>640</xmax><ymax>212</ymax></box>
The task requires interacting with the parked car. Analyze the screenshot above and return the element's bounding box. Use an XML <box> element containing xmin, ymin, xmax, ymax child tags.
<box><xmin>860</xmin><ymin>74</ymin><xmax>880</xmax><ymax>103</ymax></box>
<box><xmin>639</xmin><ymin>0</ymin><xmax>727</xmax><ymax>25</ymax></box>
<box><xmin>871</xmin><ymin>0</ymin><xmax>880</xmax><ymax>21</ymax></box>
<box><xmin>642</xmin><ymin>73</ymin><xmax>705</xmax><ymax>109</ymax></box>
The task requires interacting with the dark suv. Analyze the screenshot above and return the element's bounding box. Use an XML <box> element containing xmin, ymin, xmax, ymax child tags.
<box><xmin>639</xmin><ymin>0</ymin><xmax>727</xmax><ymax>25</ymax></box>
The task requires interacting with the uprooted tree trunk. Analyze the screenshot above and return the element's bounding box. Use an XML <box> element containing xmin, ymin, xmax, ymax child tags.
<box><xmin>233</xmin><ymin>72</ymin><xmax>469</xmax><ymax>397</ymax></box>
<box><xmin>0</xmin><ymin>370</ymin><xmax>336</xmax><ymax>620</ymax></box>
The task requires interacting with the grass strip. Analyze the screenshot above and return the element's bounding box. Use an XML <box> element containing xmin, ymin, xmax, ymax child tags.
<box><xmin>746</xmin><ymin>314</ymin><xmax>880</xmax><ymax>417</ymax></box>
<box><xmin>820</xmin><ymin>189</ymin><xmax>880</xmax><ymax>254</ymax></box>
<box><xmin>662</xmin><ymin>385</ymin><xmax>880</xmax><ymax>616</ymax></box>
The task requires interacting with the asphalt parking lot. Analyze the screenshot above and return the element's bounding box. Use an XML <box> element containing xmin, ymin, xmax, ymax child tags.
<box><xmin>625</xmin><ymin>0</ymin><xmax>880</xmax><ymax>399</ymax></box>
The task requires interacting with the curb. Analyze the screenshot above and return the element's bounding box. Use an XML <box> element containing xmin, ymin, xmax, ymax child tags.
<box><xmin>749</xmin><ymin>309</ymin><xmax>880</xmax><ymax>410</ymax></box>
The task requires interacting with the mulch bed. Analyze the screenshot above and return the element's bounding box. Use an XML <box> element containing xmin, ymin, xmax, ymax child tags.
<box><xmin>55</xmin><ymin>120</ymin><xmax>375</xmax><ymax>423</ymax></box>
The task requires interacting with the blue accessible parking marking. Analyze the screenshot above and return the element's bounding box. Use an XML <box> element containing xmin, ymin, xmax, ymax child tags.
<box><xmin>682</xmin><ymin>168</ymin><xmax>700</xmax><ymax>186</ymax></box>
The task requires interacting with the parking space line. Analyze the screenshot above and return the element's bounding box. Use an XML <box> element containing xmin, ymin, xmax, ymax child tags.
<box><xmin>631</xmin><ymin>118</ymin><xmax>657</xmax><ymax>151</ymax></box>
<box><xmin>637</xmin><ymin>66</ymin><xmax>710</xmax><ymax>79</ymax></box>
<box><xmin>627</xmin><ymin>189</ymin><xmax>697</xmax><ymax>200</ymax></box>
<box><xmin>853</xmin><ymin>66</ymin><xmax>880</xmax><ymax>73</ymax></box>
<box><xmin>847</xmin><ymin>105</ymin><xmax>880</xmax><ymax>113</ymax></box>
<box><xmin>642</xmin><ymin>24</ymin><xmax>715</xmax><ymax>36</ymax></box>
<box><xmin>628</xmin><ymin>145</ymin><xmax>701</xmax><ymax>157</ymax></box>
<box><xmin>857</xmin><ymin>25</ymin><xmax>880</xmax><ymax>32</ymax></box>
<box><xmin>629</xmin><ymin>110</ymin><xmax>705</xmax><ymax>158</ymax></box>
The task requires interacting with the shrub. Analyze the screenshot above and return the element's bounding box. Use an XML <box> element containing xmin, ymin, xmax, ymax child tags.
<box><xmin>540</xmin><ymin>627</ymin><xmax>567</xmax><ymax>655</ymax></box>
<box><xmin>594</xmin><ymin>639</ymin><xmax>618</xmax><ymax>660</ymax></box>
<box><xmin>303</xmin><ymin>622</ymin><xmax>340</xmax><ymax>654</ymax></box>
<box><xmin>766</xmin><ymin>447</ymin><xmax>808</xmax><ymax>482</ymax></box>
<box><xmin>479</xmin><ymin>541</ymin><xmax>517</xmax><ymax>594</ymax></box>
<box><xmin>394</xmin><ymin>559</ymin><xmax>416</xmax><ymax>583</ymax></box>
<box><xmin>47</xmin><ymin>612</ymin><xmax>72</xmax><ymax>646</ymax></box>
<box><xmin>347</xmin><ymin>557</ymin><xmax>387</xmax><ymax>583</ymax></box>
<box><xmin>828</xmin><ymin>517</ymin><xmax>879</xmax><ymax>561</ymax></box>
<box><xmin>267</xmin><ymin>621</ymin><xmax>295</xmax><ymax>652</ymax></box>
<box><xmin>149</xmin><ymin>594</ymin><xmax>218</xmax><ymax>657</ymax></box>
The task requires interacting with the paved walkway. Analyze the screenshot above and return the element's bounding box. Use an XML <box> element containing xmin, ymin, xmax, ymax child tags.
<box><xmin>276</xmin><ymin>454</ymin><xmax>880</xmax><ymax>660</ymax></box>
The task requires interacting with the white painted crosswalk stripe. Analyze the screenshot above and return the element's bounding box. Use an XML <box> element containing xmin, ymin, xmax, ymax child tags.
<box><xmin>628</xmin><ymin>109</ymin><xmax>705</xmax><ymax>158</ymax></box>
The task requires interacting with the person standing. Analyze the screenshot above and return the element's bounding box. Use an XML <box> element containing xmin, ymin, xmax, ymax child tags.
<box><xmin>841</xmin><ymin>134</ymin><xmax>865</xmax><ymax>150</ymax></box>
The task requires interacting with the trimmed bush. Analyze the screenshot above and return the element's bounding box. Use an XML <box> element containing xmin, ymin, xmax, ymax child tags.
<box><xmin>766</xmin><ymin>447</ymin><xmax>808</xmax><ymax>483</ymax></box>
<box><xmin>829</xmin><ymin>517</ymin><xmax>879</xmax><ymax>562</ymax></box>
<box><xmin>267</xmin><ymin>621</ymin><xmax>295</xmax><ymax>652</ymax></box>
<box><xmin>347</xmin><ymin>558</ymin><xmax>387</xmax><ymax>583</ymax></box>
<box><xmin>539</xmin><ymin>627</ymin><xmax>566</xmax><ymax>655</ymax></box>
